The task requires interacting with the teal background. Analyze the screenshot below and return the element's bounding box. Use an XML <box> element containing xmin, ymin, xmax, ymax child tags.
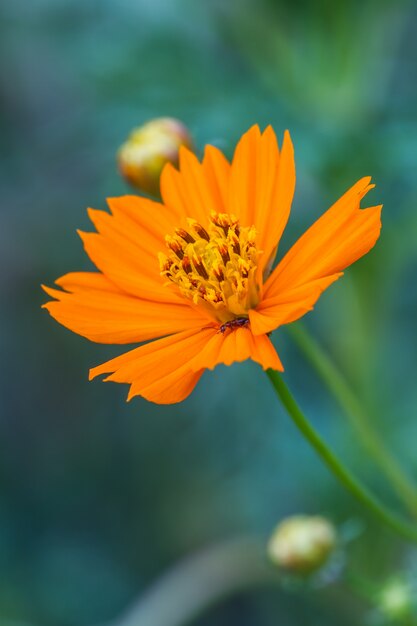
<box><xmin>1</xmin><ymin>0</ymin><xmax>417</xmax><ymax>623</ymax></box>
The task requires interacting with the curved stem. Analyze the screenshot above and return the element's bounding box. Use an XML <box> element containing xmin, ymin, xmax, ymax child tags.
<box><xmin>112</xmin><ymin>537</ymin><xmax>275</xmax><ymax>626</ymax></box>
<box><xmin>286</xmin><ymin>323</ymin><xmax>417</xmax><ymax>519</ymax></box>
<box><xmin>267</xmin><ymin>370</ymin><xmax>417</xmax><ymax>545</ymax></box>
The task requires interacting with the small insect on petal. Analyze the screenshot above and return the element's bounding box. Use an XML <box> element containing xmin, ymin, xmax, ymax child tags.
<box><xmin>219</xmin><ymin>317</ymin><xmax>250</xmax><ymax>334</ymax></box>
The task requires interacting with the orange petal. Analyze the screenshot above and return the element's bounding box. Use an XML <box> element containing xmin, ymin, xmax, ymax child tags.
<box><xmin>160</xmin><ymin>145</ymin><xmax>231</xmax><ymax>227</ymax></box>
<box><xmin>189</xmin><ymin>327</ymin><xmax>283</xmax><ymax>372</ymax></box>
<box><xmin>260</xmin><ymin>129</ymin><xmax>295</xmax><ymax>270</ymax></box>
<box><xmin>78</xmin><ymin>229</ymin><xmax>175</xmax><ymax>303</ymax></box>
<box><xmin>249</xmin><ymin>274</ymin><xmax>342</xmax><ymax>335</ymax></box>
<box><xmin>201</xmin><ymin>145</ymin><xmax>230</xmax><ymax>212</ymax></box>
<box><xmin>75</xmin><ymin>194</ymin><xmax>193</xmax><ymax>303</ymax></box>
<box><xmin>227</xmin><ymin>125</ymin><xmax>262</xmax><ymax>227</ymax></box>
<box><xmin>42</xmin><ymin>273</ymin><xmax>208</xmax><ymax>344</ymax></box>
<box><xmin>87</xmin><ymin>207</ymin><xmax>158</xmax><ymax>274</ymax></box>
<box><xmin>265</xmin><ymin>178</ymin><xmax>380</xmax><ymax>293</ymax></box>
<box><xmin>227</xmin><ymin>126</ymin><xmax>295</xmax><ymax>271</ymax></box>
<box><xmin>90</xmin><ymin>328</ymin><xmax>216</xmax><ymax>404</ymax></box>
<box><xmin>254</xmin><ymin>178</ymin><xmax>382</xmax><ymax>334</ymax></box>
<box><xmin>106</xmin><ymin>195</ymin><xmax>178</xmax><ymax>245</ymax></box>
<box><xmin>56</xmin><ymin>271</ymin><xmax>125</xmax><ymax>293</ymax></box>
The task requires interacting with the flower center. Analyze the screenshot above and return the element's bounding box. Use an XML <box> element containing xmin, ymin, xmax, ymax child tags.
<box><xmin>159</xmin><ymin>212</ymin><xmax>262</xmax><ymax>323</ymax></box>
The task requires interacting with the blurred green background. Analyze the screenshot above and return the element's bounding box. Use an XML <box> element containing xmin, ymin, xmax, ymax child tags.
<box><xmin>1</xmin><ymin>0</ymin><xmax>417</xmax><ymax>624</ymax></box>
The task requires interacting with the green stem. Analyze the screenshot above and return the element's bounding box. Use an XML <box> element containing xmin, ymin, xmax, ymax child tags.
<box><xmin>286</xmin><ymin>323</ymin><xmax>417</xmax><ymax>519</ymax></box>
<box><xmin>267</xmin><ymin>370</ymin><xmax>417</xmax><ymax>545</ymax></box>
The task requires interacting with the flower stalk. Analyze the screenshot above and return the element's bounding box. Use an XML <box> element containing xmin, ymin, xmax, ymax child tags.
<box><xmin>286</xmin><ymin>322</ymin><xmax>417</xmax><ymax>518</ymax></box>
<box><xmin>113</xmin><ymin>537</ymin><xmax>273</xmax><ymax>626</ymax></box>
<box><xmin>267</xmin><ymin>370</ymin><xmax>417</xmax><ymax>545</ymax></box>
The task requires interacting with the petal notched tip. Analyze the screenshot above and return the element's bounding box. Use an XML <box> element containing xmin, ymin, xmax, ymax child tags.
<box><xmin>247</xmin><ymin>123</ymin><xmax>262</xmax><ymax>135</ymax></box>
<box><xmin>233</xmin><ymin>124</ymin><xmax>261</xmax><ymax>152</ymax></box>
<box><xmin>87</xmin><ymin>207</ymin><xmax>102</xmax><ymax>224</ymax></box>
<box><xmin>41</xmin><ymin>283</ymin><xmax>54</xmax><ymax>297</ymax></box>
<box><xmin>282</xmin><ymin>129</ymin><xmax>294</xmax><ymax>154</ymax></box>
<box><xmin>106</xmin><ymin>194</ymin><xmax>139</xmax><ymax>206</ymax></box>
<box><xmin>76</xmin><ymin>228</ymin><xmax>88</xmax><ymax>241</ymax></box>
<box><xmin>178</xmin><ymin>143</ymin><xmax>200</xmax><ymax>169</ymax></box>
<box><xmin>89</xmin><ymin>363</ymin><xmax>110</xmax><ymax>381</ymax></box>
<box><xmin>126</xmin><ymin>386</ymin><xmax>137</xmax><ymax>402</ymax></box>
<box><xmin>41</xmin><ymin>283</ymin><xmax>66</xmax><ymax>304</ymax></box>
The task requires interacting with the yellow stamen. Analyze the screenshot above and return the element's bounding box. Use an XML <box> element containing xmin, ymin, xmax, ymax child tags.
<box><xmin>160</xmin><ymin>213</ymin><xmax>262</xmax><ymax>323</ymax></box>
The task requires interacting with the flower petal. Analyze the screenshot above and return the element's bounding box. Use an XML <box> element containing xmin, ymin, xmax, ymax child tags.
<box><xmin>78</xmin><ymin>228</ymin><xmax>174</xmax><ymax>303</ymax></box>
<box><xmin>189</xmin><ymin>327</ymin><xmax>283</xmax><ymax>372</ymax></box>
<box><xmin>260</xmin><ymin>129</ymin><xmax>295</xmax><ymax>270</ymax></box>
<box><xmin>227</xmin><ymin>125</ymin><xmax>295</xmax><ymax>271</ymax></box>
<box><xmin>202</xmin><ymin>145</ymin><xmax>230</xmax><ymax>211</ymax></box>
<box><xmin>90</xmin><ymin>328</ymin><xmax>216</xmax><ymax>404</ymax></box>
<box><xmin>251</xmin><ymin>178</ymin><xmax>382</xmax><ymax>335</ymax></box>
<box><xmin>160</xmin><ymin>145</ymin><xmax>231</xmax><ymax>227</ymax></box>
<box><xmin>78</xmin><ymin>200</ymin><xmax>186</xmax><ymax>303</ymax></box>
<box><xmin>249</xmin><ymin>275</ymin><xmax>342</xmax><ymax>335</ymax></box>
<box><xmin>227</xmin><ymin>124</ymin><xmax>262</xmax><ymax>227</ymax></box>
<box><xmin>42</xmin><ymin>272</ymin><xmax>209</xmax><ymax>344</ymax></box>
<box><xmin>106</xmin><ymin>195</ymin><xmax>179</xmax><ymax>245</ymax></box>
<box><xmin>56</xmin><ymin>271</ymin><xmax>125</xmax><ymax>293</ymax></box>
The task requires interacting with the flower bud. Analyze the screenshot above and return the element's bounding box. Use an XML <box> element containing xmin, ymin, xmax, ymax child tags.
<box><xmin>377</xmin><ymin>579</ymin><xmax>413</xmax><ymax>621</ymax></box>
<box><xmin>117</xmin><ymin>118</ymin><xmax>193</xmax><ymax>197</ymax></box>
<box><xmin>267</xmin><ymin>515</ymin><xmax>337</xmax><ymax>576</ymax></box>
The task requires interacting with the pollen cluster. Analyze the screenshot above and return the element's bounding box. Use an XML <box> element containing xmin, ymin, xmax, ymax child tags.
<box><xmin>159</xmin><ymin>212</ymin><xmax>262</xmax><ymax>323</ymax></box>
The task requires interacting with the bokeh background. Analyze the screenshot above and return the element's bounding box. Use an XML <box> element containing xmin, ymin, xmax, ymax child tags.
<box><xmin>1</xmin><ymin>0</ymin><xmax>417</xmax><ymax>624</ymax></box>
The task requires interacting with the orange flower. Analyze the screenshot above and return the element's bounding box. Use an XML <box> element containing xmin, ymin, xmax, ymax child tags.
<box><xmin>42</xmin><ymin>125</ymin><xmax>382</xmax><ymax>404</ymax></box>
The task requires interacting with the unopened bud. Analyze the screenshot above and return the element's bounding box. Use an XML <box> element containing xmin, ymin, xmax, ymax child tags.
<box><xmin>117</xmin><ymin>118</ymin><xmax>193</xmax><ymax>196</ymax></box>
<box><xmin>267</xmin><ymin>515</ymin><xmax>337</xmax><ymax>575</ymax></box>
<box><xmin>378</xmin><ymin>579</ymin><xmax>413</xmax><ymax>621</ymax></box>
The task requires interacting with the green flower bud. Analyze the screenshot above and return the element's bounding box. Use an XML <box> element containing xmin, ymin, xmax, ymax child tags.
<box><xmin>267</xmin><ymin>515</ymin><xmax>337</xmax><ymax>576</ymax></box>
<box><xmin>378</xmin><ymin>578</ymin><xmax>413</xmax><ymax>621</ymax></box>
<box><xmin>117</xmin><ymin>117</ymin><xmax>193</xmax><ymax>197</ymax></box>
